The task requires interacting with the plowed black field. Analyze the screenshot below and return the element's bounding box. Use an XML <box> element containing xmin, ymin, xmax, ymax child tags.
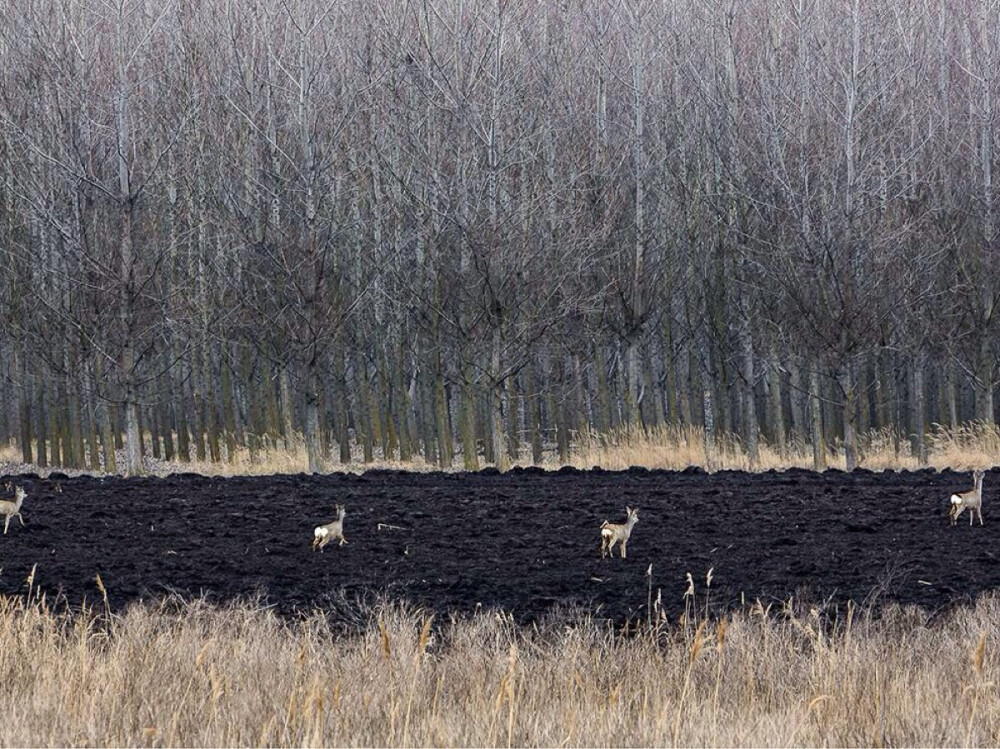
<box><xmin>0</xmin><ymin>467</ymin><xmax>997</xmax><ymax>622</ymax></box>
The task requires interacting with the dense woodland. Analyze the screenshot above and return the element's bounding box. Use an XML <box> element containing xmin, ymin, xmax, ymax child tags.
<box><xmin>0</xmin><ymin>0</ymin><xmax>998</xmax><ymax>474</ymax></box>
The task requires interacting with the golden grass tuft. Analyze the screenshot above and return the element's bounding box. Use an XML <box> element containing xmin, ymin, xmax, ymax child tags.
<box><xmin>0</xmin><ymin>593</ymin><xmax>998</xmax><ymax>746</ymax></box>
<box><xmin>0</xmin><ymin>441</ymin><xmax>21</xmax><ymax>465</ymax></box>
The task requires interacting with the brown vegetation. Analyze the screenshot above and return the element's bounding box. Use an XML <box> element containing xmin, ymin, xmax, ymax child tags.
<box><xmin>1</xmin><ymin>590</ymin><xmax>998</xmax><ymax>747</ymax></box>
<box><xmin>8</xmin><ymin>422</ymin><xmax>998</xmax><ymax>478</ymax></box>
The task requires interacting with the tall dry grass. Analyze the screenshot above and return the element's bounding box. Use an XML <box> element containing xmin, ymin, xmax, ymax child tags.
<box><xmin>0</xmin><ymin>590</ymin><xmax>998</xmax><ymax>747</ymax></box>
<box><xmin>3</xmin><ymin>422</ymin><xmax>998</xmax><ymax>477</ymax></box>
<box><xmin>566</xmin><ymin>422</ymin><xmax>1000</xmax><ymax>473</ymax></box>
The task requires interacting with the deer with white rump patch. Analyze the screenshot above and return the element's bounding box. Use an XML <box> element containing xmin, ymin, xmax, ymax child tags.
<box><xmin>0</xmin><ymin>485</ymin><xmax>26</xmax><ymax>534</ymax></box>
<box><xmin>312</xmin><ymin>505</ymin><xmax>347</xmax><ymax>550</ymax></box>
<box><xmin>950</xmin><ymin>470</ymin><xmax>985</xmax><ymax>526</ymax></box>
<box><xmin>600</xmin><ymin>506</ymin><xmax>638</xmax><ymax>559</ymax></box>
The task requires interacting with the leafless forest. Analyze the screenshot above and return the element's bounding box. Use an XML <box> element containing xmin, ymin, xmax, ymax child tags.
<box><xmin>0</xmin><ymin>0</ymin><xmax>998</xmax><ymax>475</ymax></box>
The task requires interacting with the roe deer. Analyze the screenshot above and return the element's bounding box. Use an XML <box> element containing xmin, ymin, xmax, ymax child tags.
<box><xmin>950</xmin><ymin>470</ymin><xmax>985</xmax><ymax>526</ymax></box>
<box><xmin>312</xmin><ymin>505</ymin><xmax>347</xmax><ymax>550</ymax></box>
<box><xmin>0</xmin><ymin>485</ymin><xmax>26</xmax><ymax>534</ymax></box>
<box><xmin>600</xmin><ymin>506</ymin><xmax>639</xmax><ymax>559</ymax></box>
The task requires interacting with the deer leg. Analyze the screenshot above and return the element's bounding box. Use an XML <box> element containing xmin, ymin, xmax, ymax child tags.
<box><xmin>621</xmin><ymin>540</ymin><xmax>627</xmax><ymax>559</ymax></box>
<box><xmin>16</xmin><ymin>513</ymin><xmax>23</xmax><ymax>527</ymax></box>
<box><xmin>3</xmin><ymin>516</ymin><xmax>8</xmax><ymax>534</ymax></box>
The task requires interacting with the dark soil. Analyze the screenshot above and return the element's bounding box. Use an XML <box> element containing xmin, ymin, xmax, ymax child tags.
<box><xmin>0</xmin><ymin>467</ymin><xmax>997</xmax><ymax>622</ymax></box>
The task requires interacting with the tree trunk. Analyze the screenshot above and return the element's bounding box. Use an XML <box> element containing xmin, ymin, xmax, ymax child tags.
<box><xmin>220</xmin><ymin>348</ymin><xmax>238</xmax><ymax>463</ymax></box>
<box><xmin>18</xmin><ymin>350</ymin><xmax>32</xmax><ymax>465</ymax></box>
<box><xmin>643</xmin><ymin>342</ymin><xmax>661</xmax><ymax>429</ymax></box>
<box><xmin>243</xmin><ymin>348</ymin><xmax>259</xmax><ymax>463</ymax></box>
<box><xmin>769</xmin><ymin>346</ymin><xmax>786</xmax><ymax>455</ymax></box>
<box><xmin>912</xmin><ymin>354</ymin><xmax>927</xmax><ymax>464</ymax></box>
<box><xmin>947</xmin><ymin>356</ymin><xmax>959</xmax><ymax>430</ymax></box>
<box><xmin>191</xmin><ymin>357</ymin><xmax>207</xmax><ymax>462</ymax></box>
<box><xmin>380</xmin><ymin>366</ymin><xmax>395</xmax><ymax>460</ymax></box>
<box><xmin>416</xmin><ymin>352</ymin><xmax>437</xmax><ymax>467</ymax></box>
<box><xmin>149</xmin><ymin>401</ymin><xmax>161</xmax><ymax>460</ymax></box>
<box><xmin>841</xmin><ymin>366</ymin><xmax>858</xmax><ymax>471</ymax></box>
<box><xmin>678</xmin><ymin>343</ymin><xmax>693</xmax><ymax>427</ymax></box>
<box><xmin>788</xmin><ymin>359</ymin><xmax>806</xmax><ymax>449</ymax></box>
<box><xmin>506</xmin><ymin>376</ymin><xmax>519</xmax><ymax>463</ymax></box>
<box><xmin>740</xmin><ymin>319</ymin><xmax>759</xmax><ymax>467</ymax></box>
<box><xmin>573</xmin><ymin>353</ymin><xmax>591</xmax><ymax>450</ymax></box>
<box><xmin>174</xmin><ymin>344</ymin><xmax>191</xmax><ymax>463</ymax></box>
<box><xmin>976</xmin><ymin>334</ymin><xmax>994</xmax><ymax>424</ymax></box>
<box><xmin>664</xmin><ymin>313</ymin><xmax>680</xmax><ymax>426</ymax></box>
<box><xmin>86</xmin><ymin>380</ymin><xmax>100</xmax><ymax>471</ymax></box>
<box><xmin>810</xmin><ymin>368</ymin><xmax>825</xmax><ymax>471</ymax></box>
<box><xmin>525</xmin><ymin>356</ymin><xmax>543</xmax><ymax>465</ymax></box>
<box><xmin>338</xmin><ymin>349</ymin><xmax>353</xmax><ymax>465</ymax></box>
<box><xmin>433</xmin><ymin>324</ymin><xmax>452</xmax><ymax>468</ymax></box>
<box><xmin>490</xmin><ymin>328</ymin><xmax>506</xmax><ymax>471</ymax></box>
<box><xmin>35</xmin><ymin>373</ymin><xmax>47</xmax><ymax>469</ymax></box>
<box><xmin>553</xmin><ymin>359</ymin><xmax>570</xmax><ymax>464</ymax></box>
<box><xmin>459</xmin><ymin>354</ymin><xmax>479</xmax><ymax>470</ymax></box>
<box><xmin>856</xmin><ymin>361</ymin><xmax>870</xmax><ymax>435</ymax></box>
<box><xmin>304</xmin><ymin>364</ymin><xmax>322</xmax><ymax>473</ymax></box>
<box><xmin>395</xmin><ymin>342</ymin><xmax>413</xmax><ymax>463</ymax></box>
<box><xmin>279</xmin><ymin>364</ymin><xmax>295</xmax><ymax>452</ymax></box>
<box><xmin>703</xmin><ymin>387</ymin><xmax>716</xmax><ymax>471</ymax></box>
<box><xmin>594</xmin><ymin>343</ymin><xmax>612</xmax><ymax>435</ymax></box>
<box><xmin>357</xmin><ymin>354</ymin><xmax>375</xmax><ymax>464</ymax></box>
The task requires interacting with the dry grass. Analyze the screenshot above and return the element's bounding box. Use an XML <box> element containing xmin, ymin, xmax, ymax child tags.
<box><xmin>2</xmin><ymin>422</ymin><xmax>998</xmax><ymax>477</ymax></box>
<box><xmin>162</xmin><ymin>422</ymin><xmax>1000</xmax><ymax>475</ymax></box>
<box><xmin>0</xmin><ymin>442</ymin><xmax>22</xmax><ymax>465</ymax></box>
<box><xmin>1</xmin><ymin>589</ymin><xmax>999</xmax><ymax>747</ymax></box>
<box><xmin>565</xmin><ymin>423</ymin><xmax>1000</xmax><ymax>473</ymax></box>
<box><xmin>0</xmin><ymin>438</ymin><xmax>440</xmax><ymax>479</ymax></box>
<box><xmin>160</xmin><ymin>437</ymin><xmax>441</xmax><ymax>477</ymax></box>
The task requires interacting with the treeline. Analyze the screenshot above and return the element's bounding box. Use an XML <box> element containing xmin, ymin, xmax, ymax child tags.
<box><xmin>0</xmin><ymin>0</ymin><xmax>997</xmax><ymax>474</ymax></box>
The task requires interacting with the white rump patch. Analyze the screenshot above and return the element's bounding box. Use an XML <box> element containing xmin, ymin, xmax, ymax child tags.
<box><xmin>314</xmin><ymin>526</ymin><xmax>329</xmax><ymax>538</ymax></box>
<box><xmin>950</xmin><ymin>495</ymin><xmax>962</xmax><ymax>505</ymax></box>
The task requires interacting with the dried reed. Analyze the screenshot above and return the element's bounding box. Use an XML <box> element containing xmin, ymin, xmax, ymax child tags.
<box><xmin>0</xmin><ymin>592</ymin><xmax>995</xmax><ymax>746</ymax></box>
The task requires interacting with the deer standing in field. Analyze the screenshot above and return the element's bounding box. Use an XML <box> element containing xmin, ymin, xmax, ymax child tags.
<box><xmin>950</xmin><ymin>470</ymin><xmax>985</xmax><ymax>526</ymax></box>
<box><xmin>600</xmin><ymin>506</ymin><xmax>639</xmax><ymax>559</ymax></box>
<box><xmin>0</xmin><ymin>485</ymin><xmax>27</xmax><ymax>534</ymax></box>
<box><xmin>312</xmin><ymin>505</ymin><xmax>347</xmax><ymax>550</ymax></box>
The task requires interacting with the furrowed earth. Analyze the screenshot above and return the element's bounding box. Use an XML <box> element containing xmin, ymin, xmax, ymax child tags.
<box><xmin>0</xmin><ymin>467</ymin><xmax>997</xmax><ymax>622</ymax></box>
